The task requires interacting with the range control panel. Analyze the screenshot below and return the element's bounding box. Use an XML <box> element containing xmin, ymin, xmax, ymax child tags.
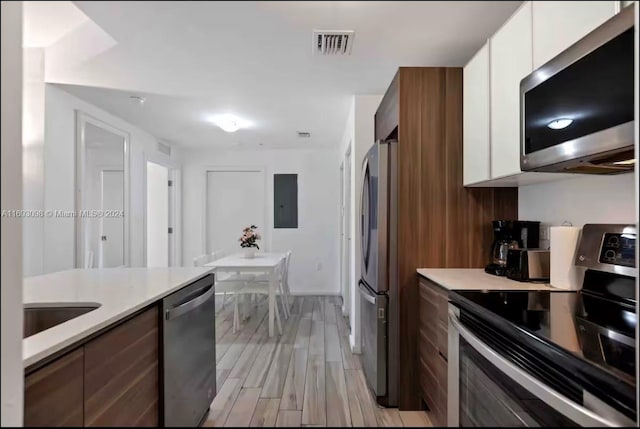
<box><xmin>599</xmin><ymin>233</ymin><xmax>635</xmax><ymax>268</ymax></box>
<box><xmin>576</xmin><ymin>224</ymin><xmax>636</xmax><ymax>277</ymax></box>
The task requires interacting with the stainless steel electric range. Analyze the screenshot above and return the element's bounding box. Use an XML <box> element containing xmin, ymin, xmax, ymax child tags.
<box><xmin>447</xmin><ymin>224</ymin><xmax>637</xmax><ymax>427</ymax></box>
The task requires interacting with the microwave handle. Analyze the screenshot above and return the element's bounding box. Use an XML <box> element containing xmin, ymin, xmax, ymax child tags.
<box><xmin>448</xmin><ymin>310</ymin><xmax>633</xmax><ymax>427</ymax></box>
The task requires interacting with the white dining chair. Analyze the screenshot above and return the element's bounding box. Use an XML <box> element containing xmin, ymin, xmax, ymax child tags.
<box><xmin>194</xmin><ymin>252</ymin><xmax>245</xmax><ymax>331</ymax></box>
<box><xmin>233</xmin><ymin>262</ymin><xmax>284</xmax><ymax>335</ymax></box>
<box><xmin>234</xmin><ymin>251</ymin><xmax>291</xmax><ymax>326</ymax></box>
<box><xmin>193</xmin><ymin>254</ymin><xmax>209</xmax><ymax>267</ymax></box>
<box><xmin>85</xmin><ymin>250</ymin><xmax>94</xmax><ymax>269</ymax></box>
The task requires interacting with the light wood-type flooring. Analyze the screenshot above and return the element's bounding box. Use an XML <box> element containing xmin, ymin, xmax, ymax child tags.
<box><xmin>204</xmin><ymin>296</ymin><xmax>432</xmax><ymax>427</ymax></box>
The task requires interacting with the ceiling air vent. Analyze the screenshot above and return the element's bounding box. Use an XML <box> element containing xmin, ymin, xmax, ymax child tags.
<box><xmin>313</xmin><ymin>30</ymin><xmax>354</xmax><ymax>55</ymax></box>
<box><xmin>157</xmin><ymin>141</ymin><xmax>172</xmax><ymax>156</ymax></box>
<box><xmin>297</xmin><ymin>131</ymin><xmax>311</xmax><ymax>138</ymax></box>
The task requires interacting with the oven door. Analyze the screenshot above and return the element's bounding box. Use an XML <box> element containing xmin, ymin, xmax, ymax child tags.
<box><xmin>447</xmin><ymin>305</ymin><xmax>634</xmax><ymax>427</ymax></box>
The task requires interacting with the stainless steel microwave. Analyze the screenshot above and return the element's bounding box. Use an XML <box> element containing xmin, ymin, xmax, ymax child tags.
<box><xmin>520</xmin><ymin>6</ymin><xmax>635</xmax><ymax>174</ymax></box>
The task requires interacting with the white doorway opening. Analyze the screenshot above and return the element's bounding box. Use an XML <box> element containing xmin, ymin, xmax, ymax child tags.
<box><xmin>205</xmin><ymin>168</ymin><xmax>266</xmax><ymax>256</ymax></box>
<box><xmin>76</xmin><ymin>113</ymin><xmax>129</xmax><ymax>269</ymax></box>
<box><xmin>145</xmin><ymin>161</ymin><xmax>170</xmax><ymax>267</ymax></box>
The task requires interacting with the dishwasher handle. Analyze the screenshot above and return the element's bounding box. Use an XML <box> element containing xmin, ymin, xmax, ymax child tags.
<box><xmin>165</xmin><ymin>285</ymin><xmax>215</xmax><ymax>321</ymax></box>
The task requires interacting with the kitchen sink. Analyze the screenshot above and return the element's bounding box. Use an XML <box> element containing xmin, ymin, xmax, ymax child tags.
<box><xmin>23</xmin><ymin>303</ymin><xmax>101</xmax><ymax>338</ymax></box>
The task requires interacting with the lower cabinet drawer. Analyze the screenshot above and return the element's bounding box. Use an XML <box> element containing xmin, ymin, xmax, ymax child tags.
<box><xmin>24</xmin><ymin>348</ymin><xmax>84</xmax><ymax>427</ymax></box>
<box><xmin>437</xmin><ymin>321</ymin><xmax>448</xmax><ymax>360</ymax></box>
<box><xmin>418</xmin><ymin>356</ymin><xmax>447</xmax><ymax>426</ymax></box>
<box><xmin>419</xmin><ymin>329</ymin><xmax>447</xmax><ymax>388</ymax></box>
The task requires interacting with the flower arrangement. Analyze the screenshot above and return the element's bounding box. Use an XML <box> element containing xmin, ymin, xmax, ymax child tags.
<box><xmin>239</xmin><ymin>225</ymin><xmax>261</xmax><ymax>249</ymax></box>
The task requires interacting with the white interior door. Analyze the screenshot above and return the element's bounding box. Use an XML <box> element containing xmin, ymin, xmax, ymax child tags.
<box><xmin>207</xmin><ymin>170</ymin><xmax>264</xmax><ymax>255</ymax></box>
<box><xmin>100</xmin><ymin>170</ymin><xmax>124</xmax><ymax>267</ymax></box>
<box><xmin>146</xmin><ymin>161</ymin><xmax>169</xmax><ymax>267</ymax></box>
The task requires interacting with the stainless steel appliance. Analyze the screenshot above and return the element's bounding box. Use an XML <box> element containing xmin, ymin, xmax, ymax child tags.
<box><xmin>506</xmin><ymin>248</ymin><xmax>550</xmax><ymax>282</ymax></box>
<box><xmin>163</xmin><ymin>274</ymin><xmax>216</xmax><ymax>426</ymax></box>
<box><xmin>485</xmin><ymin>220</ymin><xmax>540</xmax><ymax>276</ymax></box>
<box><xmin>520</xmin><ymin>6</ymin><xmax>635</xmax><ymax>174</ymax></box>
<box><xmin>359</xmin><ymin>140</ymin><xmax>398</xmax><ymax>406</ymax></box>
<box><xmin>448</xmin><ymin>224</ymin><xmax>636</xmax><ymax>427</ymax></box>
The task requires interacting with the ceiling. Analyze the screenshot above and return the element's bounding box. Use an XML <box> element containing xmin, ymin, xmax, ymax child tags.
<box><xmin>46</xmin><ymin>1</ymin><xmax>522</xmax><ymax>149</ymax></box>
<box><xmin>24</xmin><ymin>1</ymin><xmax>88</xmax><ymax>47</ymax></box>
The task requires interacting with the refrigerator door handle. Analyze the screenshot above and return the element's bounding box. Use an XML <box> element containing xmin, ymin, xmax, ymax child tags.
<box><xmin>358</xmin><ymin>280</ymin><xmax>377</xmax><ymax>304</ymax></box>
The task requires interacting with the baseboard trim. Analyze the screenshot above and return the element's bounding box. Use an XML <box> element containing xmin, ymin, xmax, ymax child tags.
<box><xmin>289</xmin><ymin>291</ymin><xmax>341</xmax><ymax>296</ymax></box>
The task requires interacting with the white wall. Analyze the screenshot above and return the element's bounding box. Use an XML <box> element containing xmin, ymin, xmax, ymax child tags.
<box><xmin>182</xmin><ymin>148</ymin><xmax>340</xmax><ymax>295</ymax></box>
<box><xmin>41</xmin><ymin>84</ymin><xmax>181</xmax><ymax>274</ymax></box>
<box><xmin>23</xmin><ymin>48</ymin><xmax>45</xmax><ymax>276</ymax></box>
<box><xmin>338</xmin><ymin>95</ymin><xmax>382</xmax><ymax>352</ymax></box>
<box><xmin>519</xmin><ymin>174</ymin><xmax>636</xmax><ymax>228</ymax></box>
<box><xmin>1</xmin><ymin>2</ymin><xmax>24</xmax><ymax>425</ymax></box>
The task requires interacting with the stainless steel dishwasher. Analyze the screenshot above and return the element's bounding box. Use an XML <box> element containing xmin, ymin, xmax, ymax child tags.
<box><xmin>163</xmin><ymin>274</ymin><xmax>216</xmax><ymax>427</ymax></box>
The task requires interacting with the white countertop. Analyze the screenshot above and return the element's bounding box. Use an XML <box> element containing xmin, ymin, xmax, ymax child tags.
<box><xmin>23</xmin><ymin>267</ymin><xmax>212</xmax><ymax>368</ymax></box>
<box><xmin>417</xmin><ymin>268</ymin><xmax>559</xmax><ymax>291</ymax></box>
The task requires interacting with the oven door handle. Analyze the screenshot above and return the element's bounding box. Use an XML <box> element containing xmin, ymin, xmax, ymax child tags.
<box><xmin>448</xmin><ymin>310</ymin><xmax>633</xmax><ymax>427</ymax></box>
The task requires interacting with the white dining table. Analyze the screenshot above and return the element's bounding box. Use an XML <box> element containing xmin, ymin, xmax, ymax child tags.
<box><xmin>204</xmin><ymin>252</ymin><xmax>286</xmax><ymax>337</ymax></box>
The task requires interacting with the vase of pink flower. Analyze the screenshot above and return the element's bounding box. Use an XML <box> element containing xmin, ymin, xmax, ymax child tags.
<box><xmin>239</xmin><ymin>225</ymin><xmax>261</xmax><ymax>258</ymax></box>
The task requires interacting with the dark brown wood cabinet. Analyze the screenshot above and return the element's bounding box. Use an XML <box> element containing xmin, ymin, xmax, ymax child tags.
<box><xmin>375</xmin><ymin>67</ymin><xmax>518</xmax><ymax>410</ymax></box>
<box><xmin>418</xmin><ymin>277</ymin><xmax>449</xmax><ymax>426</ymax></box>
<box><xmin>24</xmin><ymin>306</ymin><xmax>160</xmax><ymax>427</ymax></box>
<box><xmin>84</xmin><ymin>306</ymin><xmax>159</xmax><ymax>427</ymax></box>
<box><xmin>24</xmin><ymin>348</ymin><xmax>84</xmax><ymax>427</ymax></box>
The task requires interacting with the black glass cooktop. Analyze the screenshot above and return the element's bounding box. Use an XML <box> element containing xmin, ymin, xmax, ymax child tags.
<box><xmin>450</xmin><ymin>270</ymin><xmax>637</xmax><ymax>420</ymax></box>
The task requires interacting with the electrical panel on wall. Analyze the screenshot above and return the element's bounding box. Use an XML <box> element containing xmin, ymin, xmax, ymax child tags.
<box><xmin>274</xmin><ymin>174</ymin><xmax>298</xmax><ymax>228</ymax></box>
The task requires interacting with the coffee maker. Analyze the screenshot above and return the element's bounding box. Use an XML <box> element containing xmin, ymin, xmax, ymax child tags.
<box><xmin>485</xmin><ymin>220</ymin><xmax>540</xmax><ymax>276</ymax></box>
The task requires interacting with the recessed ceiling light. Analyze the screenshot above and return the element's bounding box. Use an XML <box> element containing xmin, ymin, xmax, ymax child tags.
<box><xmin>129</xmin><ymin>95</ymin><xmax>145</xmax><ymax>105</ymax></box>
<box><xmin>209</xmin><ymin>114</ymin><xmax>252</xmax><ymax>133</ymax></box>
<box><xmin>547</xmin><ymin>118</ymin><xmax>573</xmax><ymax>130</ymax></box>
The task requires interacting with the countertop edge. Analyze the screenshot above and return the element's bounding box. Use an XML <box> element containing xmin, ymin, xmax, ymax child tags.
<box><xmin>23</xmin><ymin>269</ymin><xmax>214</xmax><ymax>368</ymax></box>
<box><xmin>416</xmin><ymin>268</ymin><xmax>557</xmax><ymax>291</ymax></box>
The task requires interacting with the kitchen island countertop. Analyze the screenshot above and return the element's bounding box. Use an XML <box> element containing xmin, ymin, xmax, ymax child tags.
<box><xmin>23</xmin><ymin>267</ymin><xmax>212</xmax><ymax>367</ymax></box>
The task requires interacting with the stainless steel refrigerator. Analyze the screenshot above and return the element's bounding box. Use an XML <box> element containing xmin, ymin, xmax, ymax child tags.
<box><xmin>359</xmin><ymin>140</ymin><xmax>398</xmax><ymax>407</ymax></box>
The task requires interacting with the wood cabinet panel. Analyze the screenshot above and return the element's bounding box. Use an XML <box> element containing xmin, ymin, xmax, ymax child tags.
<box><xmin>418</xmin><ymin>278</ymin><xmax>450</xmax><ymax>423</ymax></box>
<box><xmin>418</xmin><ymin>356</ymin><xmax>447</xmax><ymax>427</ymax></box>
<box><xmin>25</xmin><ymin>348</ymin><xmax>84</xmax><ymax>427</ymax></box>
<box><xmin>84</xmin><ymin>306</ymin><xmax>159</xmax><ymax>427</ymax></box>
<box><xmin>376</xmin><ymin>66</ymin><xmax>518</xmax><ymax>410</ymax></box>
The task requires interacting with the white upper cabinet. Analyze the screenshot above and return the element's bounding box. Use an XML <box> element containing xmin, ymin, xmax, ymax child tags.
<box><xmin>463</xmin><ymin>43</ymin><xmax>490</xmax><ymax>185</ymax></box>
<box><xmin>532</xmin><ymin>1</ymin><xmax>619</xmax><ymax>69</ymax></box>
<box><xmin>490</xmin><ymin>2</ymin><xmax>532</xmax><ymax>179</ymax></box>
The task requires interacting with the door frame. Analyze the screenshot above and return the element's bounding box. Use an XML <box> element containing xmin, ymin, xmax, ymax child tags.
<box><xmin>75</xmin><ymin>111</ymin><xmax>130</xmax><ymax>268</ymax></box>
<box><xmin>202</xmin><ymin>166</ymin><xmax>267</xmax><ymax>256</ymax></box>
<box><xmin>143</xmin><ymin>157</ymin><xmax>180</xmax><ymax>267</ymax></box>
<box><xmin>342</xmin><ymin>143</ymin><xmax>352</xmax><ymax>316</ymax></box>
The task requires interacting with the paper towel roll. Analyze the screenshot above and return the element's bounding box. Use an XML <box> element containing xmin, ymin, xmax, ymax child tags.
<box><xmin>550</xmin><ymin>226</ymin><xmax>583</xmax><ymax>290</ymax></box>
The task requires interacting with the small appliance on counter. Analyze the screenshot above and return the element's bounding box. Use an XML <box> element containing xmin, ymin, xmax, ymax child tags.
<box><xmin>485</xmin><ymin>220</ymin><xmax>540</xmax><ymax>276</ymax></box>
<box><xmin>505</xmin><ymin>248</ymin><xmax>550</xmax><ymax>282</ymax></box>
<box><xmin>448</xmin><ymin>223</ymin><xmax>636</xmax><ymax>426</ymax></box>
